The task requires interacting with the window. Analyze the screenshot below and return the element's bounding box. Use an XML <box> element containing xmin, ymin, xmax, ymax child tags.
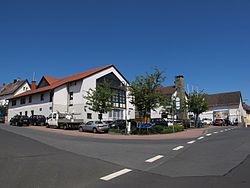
<box><xmin>20</xmin><ymin>97</ymin><xmax>26</xmax><ymax>104</ymax></box>
<box><xmin>40</xmin><ymin>94</ymin><xmax>44</xmax><ymax>101</ymax></box>
<box><xmin>87</xmin><ymin>113</ymin><xmax>92</xmax><ymax>119</ymax></box>
<box><xmin>98</xmin><ymin>114</ymin><xmax>102</xmax><ymax>120</ymax></box>
<box><xmin>109</xmin><ymin>111</ymin><xmax>112</xmax><ymax>118</ymax></box>
<box><xmin>39</xmin><ymin>108</ymin><xmax>42</xmax><ymax>111</ymax></box>
<box><xmin>69</xmin><ymin>92</ymin><xmax>73</xmax><ymax>100</ymax></box>
<box><xmin>25</xmin><ymin>111</ymin><xmax>28</xmax><ymax>116</ymax></box>
<box><xmin>20</xmin><ymin>112</ymin><xmax>22</xmax><ymax>115</ymax></box>
<box><xmin>49</xmin><ymin>107</ymin><xmax>52</xmax><ymax>110</ymax></box>
<box><xmin>69</xmin><ymin>81</ymin><xmax>77</xmax><ymax>86</ymax></box>
<box><xmin>12</xmin><ymin>100</ymin><xmax>16</xmax><ymax>106</ymax></box>
<box><xmin>111</xmin><ymin>89</ymin><xmax>126</xmax><ymax>108</ymax></box>
<box><xmin>50</xmin><ymin>92</ymin><xmax>53</xmax><ymax>102</ymax></box>
<box><xmin>31</xmin><ymin>110</ymin><xmax>34</xmax><ymax>116</ymax></box>
<box><xmin>29</xmin><ymin>96</ymin><xmax>32</xmax><ymax>103</ymax></box>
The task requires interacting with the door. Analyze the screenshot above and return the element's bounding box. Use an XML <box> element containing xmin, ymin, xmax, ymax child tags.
<box><xmin>47</xmin><ymin>113</ymin><xmax>58</xmax><ymax>127</ymax></box>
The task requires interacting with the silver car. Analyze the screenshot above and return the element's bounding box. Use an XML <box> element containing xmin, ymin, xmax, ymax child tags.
<box><xmin>79</xmin><ymin>121</ymin><xmax>109</xmax><ymax>133</ymax></box>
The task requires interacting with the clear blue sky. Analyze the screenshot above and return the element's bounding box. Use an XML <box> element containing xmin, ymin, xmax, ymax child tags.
<box><xmin>1</xmin><ymin>0</ymin><xmax>249</xmax><ymax>101</ymax></box>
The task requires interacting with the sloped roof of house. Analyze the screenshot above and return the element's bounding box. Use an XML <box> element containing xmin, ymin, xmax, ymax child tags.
<box><xmin>157</xmin><ymin>86</ymin><xmax>177</xmax><ymax>96</ymax></box>
<box><xmin>43</xmin><ymin>76</ymin><xmax>61</xmax><ymax>85</ymax></box>
<box><xmin>243</xmin><ymin>103</ymin><xmax>250</xmax><ymax>113</ymax></box>
<box><xmin>0</xmin><ymin>80</ymin><xmax>27</xmax><ymax>97</ymax></box>
<box><xmin>9</xmin><ymin>64</ymin><xmax>115</xmax><ymax>100</ymax></box>
<box><xmin>206</xmin><ymin>91</ymin><xmax>242</xmax><ymax>108</ymax></box>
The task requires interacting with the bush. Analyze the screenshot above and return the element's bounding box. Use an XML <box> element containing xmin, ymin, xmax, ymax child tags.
<box><xmin>131</xmin><ymin>124</ymin><xmax>184</xmax><ymax>135</ymax></box>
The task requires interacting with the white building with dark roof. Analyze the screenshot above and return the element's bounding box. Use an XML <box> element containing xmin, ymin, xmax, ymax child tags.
<box><xmin>0</xmin><ymin>79</ymin><xmax>30</xmax><ymax>106</ymax></box>
<box><xmin>200</xmin><ymin>91</ymin><xmax>247</xmax><ymax>124</ymax></box>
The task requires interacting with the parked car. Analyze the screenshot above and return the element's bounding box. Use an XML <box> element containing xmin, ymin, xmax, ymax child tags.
<box><xmin>109</xmin><ymin>120</ymin><xmax>126</xmax><ymax>129</ymax></box>
<box><xmin>202</xmin><ymin>118</ymin><xmax>212</xmax><ymax>125</ymax></box>
<box><xmin>213</xmin><ymin>119</ymin><xmax>225</xmax><ymax>126</ymax></box>
<box><xmin>29</xmin><ymin>115</ymin><xmax>46</xmax><ymax>126</ymax></box>
<box><xmin>150</xmin><ymin>118</ymin><xmax>168</xmax><ymax>126</ymax></box>
<box><xmin>10</xmin><ymin>115</ymin><xmax>30</xmax><ymax>126</ymax></box>
<box><xmin>103</xmin><ymin>121</ymin><xmax>113</xmax><ymax>126</ymax></box>
<box><xmin>79</xmin><ymin>121</ymin><xmax>109</xmax><ymax>133</ymax></box>
<box><xmin>0</xmin><ymin>115</ymin><xmax>4</xmax><ymax>123</ymax></box>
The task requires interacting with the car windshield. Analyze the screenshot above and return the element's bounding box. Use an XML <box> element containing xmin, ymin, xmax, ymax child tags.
<box><xmin>96</xmin><ymin>121</ymin><xmax>103</xmax><ymax>124</ymax></box>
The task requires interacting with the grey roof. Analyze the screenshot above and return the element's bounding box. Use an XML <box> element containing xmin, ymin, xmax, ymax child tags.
<box><xmin>0</xmin><ymin>80</ymin><xmax>27</xmax><ymax>96</ymax></box>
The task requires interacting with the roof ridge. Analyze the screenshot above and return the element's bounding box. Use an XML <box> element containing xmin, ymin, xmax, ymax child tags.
<box><xmin>9</xmin><ymin>64</ymin><xmax>114</xmax><ymax>99</ymax></box>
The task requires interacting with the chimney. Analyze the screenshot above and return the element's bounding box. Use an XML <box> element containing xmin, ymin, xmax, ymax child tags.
<box><xmin>13</xmin><ymin>79</ymin><xmax>17</xmax><ymax>83</ymax></box>
<box><xmin>175</xmin><ymin>75</ymin><xmax>187</xmax><ymax>120</ymax></box>
<box><xmin>31</xmin><ymin>81</ymin><xmax>37</xmax><ymax>90</ymax></box>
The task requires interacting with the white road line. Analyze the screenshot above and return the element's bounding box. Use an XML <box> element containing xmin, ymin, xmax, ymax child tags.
<box><xmin>187</xmin><ymin>140</ymin><xmax>196</xmax><ymax>144</ymax></box>
<box><xmin>100</xmin><ymin>169</ymin><xmax>132</xmax><ymax>181</ymax></box>
<box><xmin>220</xmin><ymin>130</ymin><xmax>224</xmax><ymax>133</ymax></box>
<box><xmin>206</xmin><ymin>133</ymin><xmax>212</xmax><ymax>136</ymax></box>
<box><xmin>173</xmin><ymin>146</ymin><xmax>184</xmax><ymax>151</ymax></box>
<box><xmin>145</xmin><ymin>155</ymin><xmax>164</xmax><ymax>163</ymax></box>
<box><xmin>214</xmin><ymin>131</ymin><xmax>218</xmax><ymax>134</ymax></box>
<box><xmin>197</xmin><ymin>136</ymin><xmax>204</xmax><ymax>140</ymax></box>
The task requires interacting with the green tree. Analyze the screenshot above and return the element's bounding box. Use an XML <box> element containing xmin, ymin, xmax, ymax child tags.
<box><xmin>188</xmin><ymin>90</ymin><xmax>208</xmax><ymax>127</ymax></box>
<box><xmin>84</xmin><ymin>82</ymin><xmax>114</xmax><ymax>121</ymax></box>
<box><xmin>129</xmin><ymin>68</ymin><xmax>165</xmax><ymax>120</ymax></box>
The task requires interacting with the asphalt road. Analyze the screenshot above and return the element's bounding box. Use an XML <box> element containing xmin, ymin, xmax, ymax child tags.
<box><xmin>0</xmin><ymin>124</ymin><xmax>250</xmax><ymax>188</ymax></box>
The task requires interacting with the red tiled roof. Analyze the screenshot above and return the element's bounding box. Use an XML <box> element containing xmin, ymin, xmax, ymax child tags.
<box><xmin>43</xmin><ymin>76</ymin><xmax>60</xmax><ymax>85</ymax></box>
<box><xmin>10</xmin><ymin>65</ymin><xmax>113</xmax><ymax>99</ymax></box>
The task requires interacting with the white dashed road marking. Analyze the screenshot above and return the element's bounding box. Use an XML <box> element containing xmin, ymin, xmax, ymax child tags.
<box><xmin>214</xmin><ymin>131</ymin><xmax>218</xmax><ymax>134</ymax></box>
<box><xmin>100</xmin><ymin>169</ymin><xmax>132</xmax><ymax>181</ymax></box>
<box><xmin>197</xmin><ymin>136</ymin><xmax>204</xmax><ymax>140</ymax></box>
<box><xmin>145</xmin><ymin>155</ymin><xmax>164</xmax><ymax>163</ymax></box>
<box><xmin>206</xmin><ymin>133</ymin><xmax>212</xmax><ymax>136</ymax></box>
<box><xmin>173</xmin><ymin>146</ymin><xmax>184</xmax><ymax>151</ymax></box>
<box><xmin>187</xmin><ymin>140</ymin><xmax>196</xmax><ymax>144</ymax></box>
<box><xmin>220</xmin><ymin>130</ymin><xmax>224</xmax><ymax>133</ymax></box>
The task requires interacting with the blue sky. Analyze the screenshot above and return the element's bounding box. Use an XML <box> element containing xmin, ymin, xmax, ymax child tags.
<box><xmin>1</xmin><ymin>0</ymin><xmax>249</xmax><ymax>101</ymax></box>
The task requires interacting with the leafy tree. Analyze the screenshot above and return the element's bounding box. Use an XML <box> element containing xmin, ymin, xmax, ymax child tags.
<box><xmin>129</xmin><ymin>68</ymin><xmax>165</xmax><ymax>120</ymax></box>
<box><xmin>188</xmin><ymin>90</ymin><xmax>208</xmax><ymax>127</ymax></box>
<box><xmin>84</xmin><ymin>82</ymin><xmax>114</xmax><ymax>121</ymax></box>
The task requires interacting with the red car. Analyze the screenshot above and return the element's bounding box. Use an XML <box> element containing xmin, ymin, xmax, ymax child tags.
<box><xmin>213</xmin><ymin>119</ymin><xmax>225</xmax><ymax>126</ymax></box>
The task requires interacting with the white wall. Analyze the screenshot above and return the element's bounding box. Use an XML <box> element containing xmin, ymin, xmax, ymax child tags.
<box><xmin>8</xmin><ymin>91</ymin><xmax>52</xmax><ymax>121</ymax></box>
<box><xmin>81</xmin><ymin>66</ymin><xmax>135</xmax><ymax>122</ymax></box>
<box><xmin>8</xmin><ymin>66</ymin><xmax>135</xmax><ymax>123</ymax></box>
<box><xmin>0</xmin><ymin>82</ymin><xmax>30</xmax><ymax>106</ymax></box>
<box><xmin>14</xmin><ymin>82</ymin><xmax>31</xmax><ymax>96</ymax></box>
<box><xmin>53</xmin><ymin>85</ymin><xmax>68</xmax><ymax>113</ymax></box>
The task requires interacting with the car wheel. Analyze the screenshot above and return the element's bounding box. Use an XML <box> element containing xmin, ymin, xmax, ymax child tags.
<box><xmin>93</xmin><ymin>128</ymin><xmax>97</xmax><ymax>134</ymax></box>
<box><xmin>79</xmin><ymin>127</ymin><xmax>83</xmax><ymax>132</ymax></box>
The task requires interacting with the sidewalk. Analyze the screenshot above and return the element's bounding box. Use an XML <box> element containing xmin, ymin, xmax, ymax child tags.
<box><xmin>29</xmin><ymin>126</ymin><xmax>216</xmax><ymax>140</ymax></box>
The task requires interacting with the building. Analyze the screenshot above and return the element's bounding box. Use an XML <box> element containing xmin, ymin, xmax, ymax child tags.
<box><xmin>8</xmin><ymin>65</ymin><xmax>135</xmax><ymax>122</ymax></box>
<box><xmin>150</xmin><ymin>75</ymin><xmax>188</xmax><ymax>120</ymax></box>
<box><xmin>200</xmin><ymin>91</ymin><xmax>246</xmax><ymax>124</ymax></box>
<box><xmin>243</xmin><ymin>103</ymin><xmax>250</xmax><ymax>127</ymax></box>
<box><xmin>0</xmin><ymin>79</ymin><xmax>30</xmax><ymax>106</ymax></box>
